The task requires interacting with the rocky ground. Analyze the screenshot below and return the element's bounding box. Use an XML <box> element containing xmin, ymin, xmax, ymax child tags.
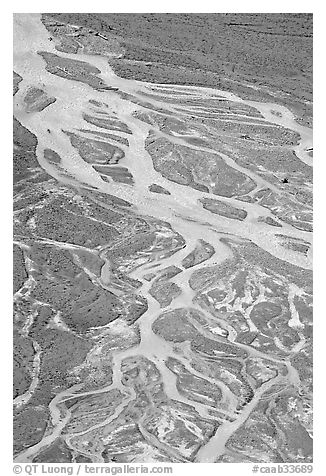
<box><xmin>13</xmin><ymin>13</ymin><xmax>312</xmax><ymax>463</ymax></box>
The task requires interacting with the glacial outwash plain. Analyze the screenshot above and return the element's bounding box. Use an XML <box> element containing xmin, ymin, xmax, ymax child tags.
<box><xmin>13</xmin><ymin>13</ymin><xmax>312</xmax><ymax>463</ymax></box>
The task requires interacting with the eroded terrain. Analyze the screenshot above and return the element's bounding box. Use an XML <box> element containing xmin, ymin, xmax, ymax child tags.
<box><xmin>13</xmin><ymin>14</ymin><xmax>312</xmax><ymax>463</ymax></box>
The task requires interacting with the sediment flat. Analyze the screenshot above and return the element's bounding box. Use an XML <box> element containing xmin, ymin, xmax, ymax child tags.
<box><xmin>13</xmin><ymin>13</ymin><xmax>312</xmax><ymax>464</ymax></box>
